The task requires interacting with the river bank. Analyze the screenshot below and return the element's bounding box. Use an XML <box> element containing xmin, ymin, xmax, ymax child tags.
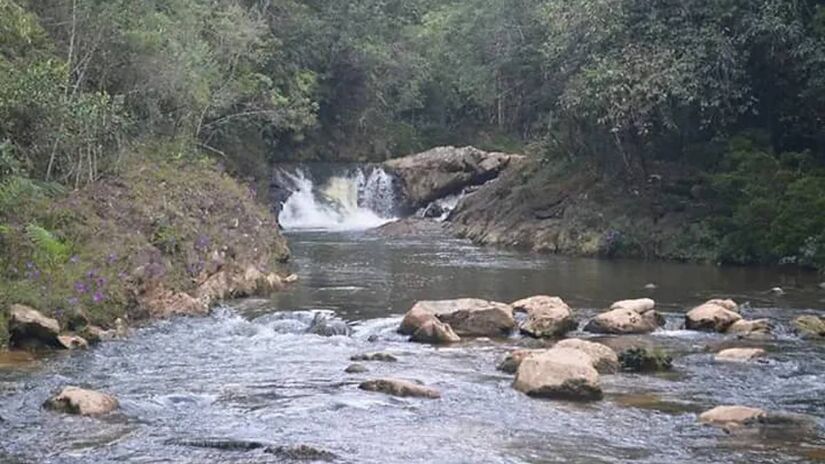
<box><xmin>0</xmin><ymin>151</ymin><xmax>292</xmax><ymax>350</ymax></box>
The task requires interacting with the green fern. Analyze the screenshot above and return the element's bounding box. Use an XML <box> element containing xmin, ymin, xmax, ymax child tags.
<box><xmin>0</xmin><ymin>176</ymin><xmax>65</xmax><ymax>211</ymax></box>
<box><xmin>25</xmin><ymin>223</ymin><xmax>70</xmax><ymax>268</ymax></box>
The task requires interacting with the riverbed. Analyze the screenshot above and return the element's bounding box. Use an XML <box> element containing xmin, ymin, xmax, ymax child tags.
<box><xmin>1</xmin><ymin>230</ymin><xmax>824</xmax><ymax>463</ymax></box>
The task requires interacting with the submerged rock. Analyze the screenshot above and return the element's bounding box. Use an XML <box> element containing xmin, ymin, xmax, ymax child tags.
<box><xmin>513</xmin><ymin>296</ymin><xmax>577</xmax><ymax>338</ymax></box>
<box><xmin>410</xmin><ymin>319</ymin><xmax>461</xmax><ymax>344</ymax></box>
<box><xmin>307</xmin><ymin>313</ymin><xmax>352</xmax><ymax>337</ymax></box>
<box><xmin>618</xmin><ymin>347</ymin><xmax>673</xmax><ymax>372</ymax></box>
<box><xmin>685</xmin><ymin>299</ymin><xmax>742</xmax><ymax>332</ymax></box>
<box><xmin>399</xmin><ymin>298</ymin><xmax>515</xmax><ymax>337</ymax></box>
<box><xmin>359</xmin><ymin>379</ymin><xmax>441</xmax><ymax>399</ymax></box>
<box><xmin>350</xmin><ymin>352</ymin><xmax>398</xmax><ymax>363</ymax></box>
<box><xmin>555</xmin><ymin>338</ymin><xmax>619</xmax><ymax>374</ymax></box>
<box><xmin>8</xmin><ymin>304</ymin><xmax>61</xmax><ymax>349</ymax></box>
<box><xmin>715</xmin><ymin>348</ymin><xmax>767</xmax><ymax>362</ymax></box>
<box><xmin>699</xmin><ymin>405</ymin><xmax>766</xmax><ymax>427</ymax></box>
<box><xmin>345</xmin><ymin>363</ymin><xmax>369</xmax><ymax>374</ymax></box>
<box><xmin>513</xmin><ymin>348</ymin><xmax>603</xmax><ymax>401</ymax></box>
<box><xmin>265</xmin><ymin>445</ymin><xmax>337</xmax><ymax>461</ymax></box>
<box><xmin>43</xmin><ymin>386</ymin><xmax>119</xmax><ymax>416</ymax></box>
<box><xmin>793</xmin><ymin>315</ymin><xmax>825</xmax><ymax>339</ymax></box>
<box><xmin>583</xmin><ymin>308</ymin><xmax>658</xmax><ymax>335</ymax></box>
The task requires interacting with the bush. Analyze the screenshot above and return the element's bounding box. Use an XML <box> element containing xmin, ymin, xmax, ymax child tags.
<box><xmin>708</xmin><ymin>136</ymin><xmax>825</xmax><ymax>270</ymax></box>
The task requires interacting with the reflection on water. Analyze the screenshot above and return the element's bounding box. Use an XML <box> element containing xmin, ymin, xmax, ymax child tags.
<box><xmin>0</xmin><ymin>230</ymin><xmax>823</xmax><ymax>463</ymax></box>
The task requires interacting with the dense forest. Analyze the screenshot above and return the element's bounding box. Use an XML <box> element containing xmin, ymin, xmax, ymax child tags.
<box><xmin>2</xmin><ymin>0</ymin><xmax>825</xmax><ymax>278</ymax></box>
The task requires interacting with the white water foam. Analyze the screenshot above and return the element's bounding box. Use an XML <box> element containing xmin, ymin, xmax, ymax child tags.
<box><xmin>278</xmin><ymin>168</ymin><xmax>397</xmax><ymax>231</ymax></box>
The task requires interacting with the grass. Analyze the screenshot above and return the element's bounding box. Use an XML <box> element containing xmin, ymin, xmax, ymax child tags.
<box><xmin>0</xmin><ymin>144</ymin><xmax>289</xmax><ymax>343</ymax></box>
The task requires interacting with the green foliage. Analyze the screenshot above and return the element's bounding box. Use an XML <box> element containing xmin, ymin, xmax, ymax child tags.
<box><xmin>708</xmin><ymin>136</ymin><xmax>825</xmax><ymax>269</ymax></box>
<box><xmin>25</xmin><ymin>224</ymin><xmax>71</xmax><ymax>269</ymax></box>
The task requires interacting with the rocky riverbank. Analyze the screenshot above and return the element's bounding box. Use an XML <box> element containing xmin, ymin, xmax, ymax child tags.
<box><xmin>0</xmin><ymin>154</ymin><xmax>293</xmax><ymax>350</ymax></box>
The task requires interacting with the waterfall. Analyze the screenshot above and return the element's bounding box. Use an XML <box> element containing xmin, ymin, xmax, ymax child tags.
<box><xmin>277</xmin><ymin>166</ymin><xmax>398</xmax><ymax>231</ymax></box>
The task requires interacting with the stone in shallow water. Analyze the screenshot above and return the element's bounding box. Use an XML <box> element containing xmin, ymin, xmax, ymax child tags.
<box><xmin>8</xmin><ymin>304</ymin><xmax>61</xmax><ymax>349</ymax></box>
<box><xmin>43</xmin><ymin>386</ymin><xmax>119</xmax><ymax>416</ymax></box>
<box><xmin>307</xmin><ymin>313</ymin><xmax>352</xmax><ymax>337</ymax></box>
<box><xmin>685</xmin><ymin>299</ymin><xmax>742</xmax><ymax>332</ymax></box>
<box><xmin>410</xmin><ymin>319</ymin><xmax>460</xmax><ymax>344</ymax></box>
<box><xmin>359</xmin><ymin>378</ymin><xmax>440</xmax><ymax>399</ymax></box>
<box><xmin>57</xmin><ymin>334</ymin><xmax>89</xmax><ymax>350</ymax></box>
<box><xmin>793</xmin><ymin>315</ymin><xmax>825</xmax><ymax>339</ymax></box>
<box><xmin>345</xmin><ymin>363</ymin><xmax>369</xmax><ymax>374</ymax></box>
<box><xmin>555</xmin><ymin>338</ymin><xmax>619</xmax><ymax>374</ymax></box>
<box><xmin>618</xmin><ymin>347</ymin><xmax>673</xmax><ymax>372</ymax></box>
<box><xmin>699</xmin><ymin>405</ymin><xmax>766</xmax><ymax>427</ymax></box>
<box><xmin>350</xmin><ymin>352</ymin><xmax>398</xmax><ymax>363</ymax></box>
<box><xmin>399</xmin><ymin>298</ymin><xmax>515</xmax><ymax>337</ymax></box>
<box><xmin>515</xmin><ymin>296</ymin><xmax>577</xmax><ymax>339</ymax></box>
<box><xmin>583</xmin><ymin>308</ymin><xmax>657</xmax><ymax>335</ymax></box>
<box><xmin>497</xmin><ymin>349</ymin><xmax>547</xmax><ymax>374</ymax></box>
<box><xmin>513</xmin><ymin>348</ymin><xmax>602</xmax><ymax>401</ymax></box>
<box><xmin>714</xmin><ymin>348</ymin><xmax>767</xmax><ymax>362</ymax></box>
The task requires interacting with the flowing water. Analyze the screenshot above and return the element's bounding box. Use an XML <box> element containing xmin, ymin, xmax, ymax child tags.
<box><xmin>2</xmin><ymin>167</ymin><xmax>825</xmax><ymax>463</ymax></box>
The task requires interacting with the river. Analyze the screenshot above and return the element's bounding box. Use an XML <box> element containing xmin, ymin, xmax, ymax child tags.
<box><xmin>1</xmin><ymin>167</ymin><xmax>824</xmax><ymax>463</ymax></box>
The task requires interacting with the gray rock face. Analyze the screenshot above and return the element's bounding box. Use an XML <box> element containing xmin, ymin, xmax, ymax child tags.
<box><xmin>384</xmin><ymin>146</ymin><xmax>520</xmax><ymax>211</ymax></box>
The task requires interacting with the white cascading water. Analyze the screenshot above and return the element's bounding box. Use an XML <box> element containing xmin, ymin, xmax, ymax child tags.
<box><xmin>278</xmin><ymin>167</ymin><xmax>397</xmax><ymax>231</ymax></box>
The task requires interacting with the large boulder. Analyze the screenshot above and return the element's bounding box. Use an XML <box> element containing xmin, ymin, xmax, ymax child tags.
<box><xmin>399</xmin><ymin>299</ymin><xmax>515</xmax><ymax>337</ymax></box>
<box><xmin>583</xmin><ymin>308</ymin><xmax>657</xmax><ymax>334</ymax></box>
<box><xmin>555</xmin><ymin>338</ymin><xmax>619</xmax><ymax>374</ymax></box>
<box><xmin>513</xmin><ymin>296</ymin><xmax>577</xmax><ymax>338</ymax></box>
<box><xmin>410</xmin><ymin>319</ymin><xmax>461</xmax><ymax>344</ymax></box>
<box><xmin>699</xmin><ymin>405</ymin><xmax>766</xmax><ymax>427</ymax></box>
<box><xmin>685</xmin><ymin>299</ymin><xmax>742</xmax><ymax>332</ymax></box>
<box><xmin>512</xmin><ymin>348</ymin><xmax>603</xmax><ymax>401</ymax></box>
<box><xmin>43</xmin><ymin>386</ymin><xmax>119</xmax><ymax>416</ymax></box>
<box><xmin>610</xmin><ymin>298</ymin><xmax>655</xmax><ymax>313</ymax></box>
<box><xmin>359</xmin><ymin>379</ymin><xmax>441</xmax><ymax>399</ymax></box>
<box><xmin>497</xmin><ymin>349</ymin><xmax>546</xmax><ymax>374</ymax></box>
<box><xmin>715</xmin><ymin>348</ymin><xmax>767</xmax><ymax>362</ymax></box>
<box><xmin>384</xmin><ymin>146</ymin><xmax>520</xmax><ymax>211</ymax></box>
<box><xmin>8</xmin><ymin>304</ymin><xmax>61</xmax><ymax>348</ymax></box>
<box><xmin>793</xmin><ymin>315</ymin><xmax>825</xmax><ymax>339</ymax></box>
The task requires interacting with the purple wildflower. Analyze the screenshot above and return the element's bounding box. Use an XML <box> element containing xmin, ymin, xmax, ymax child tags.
<box><xmin>74</xmin><ymin>281</ymin><xmax>88</xmax><ymax>294</ymax></box>
<box><xmin>92</xmin><ymin>291</ymin><xmax>105</xmax><ymax>304</ymax></box>
<box><xmin>86</xmin><ymin>269</ymin><xmax>97</xmax><ymax>279</ymax></box>
<box><xmin>106</xmin><ymin>253</ymin><xmax>118</xmax><ymax>265</ymax></box>
<box><xmin>67</xmin><ymin>297</ymin><xmax>79</xmax><ymax>306</ymax></box>
<box><xmin>96</xmin><ymin>276</ymin><xmax>108</xmax><ymax>288</ymax></box>
<box><xmin>194</xmin><ymin>234</ymin><xmax>210</xmax><ymax>252</ymax></box>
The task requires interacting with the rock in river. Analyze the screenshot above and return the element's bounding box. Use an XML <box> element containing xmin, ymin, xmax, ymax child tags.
<box><xmin>307</xmin><ymin>313</ymin><xmax>352</xmax><ymax>337</ymax></box>
<box><xmin>359</xmin><ymin>379</ymin><xmax>441</xmax><ymax>399</ymax></box>
<box><xmin>345</xmin><ymin>363</ymin><xmax>369</xmax><ymax>374</ymax></box>
<box><xmin>410</xmin><ymin>319</ymin><xmax>461</xmax><ymax>344</ymax></box>
<box><xmin>56</xmin><ymin>334</ymin><xmax>89</xmax><ymax>350</ymax></box>
<box><xmin>384</xmin><ymin>146</ymin><xmax>520</xmax><ymax>211</ymax></box>
<box><xmin>8</xmin><ymin>304</ymin><xmax>61</xmax><ymax>348</ymax></box>
<box><xmin>715</xmin><ymin>348</ymin><xmax>767</xmax><ymax>362</ymax></box>
<box><xmin>513</xmin><ymin>348</ymin><xmax>603</xmax><ymax>401</ymax></box>
<box><xmin>699</xmin><ymin>405</ymin><xmax>766</xmax><ymax>427</ymax></box>
<box><xmin>793</xmin><ymin>315</ymin><xmax>825</xmax><ymax>339</ymax></box>
<box><xmin>497</xmin><ymin>349</ymin><xmax>547</xmax><ymax>374</ymax></box>
<box><xmin>43</xmin><ymin>386</ymin><xmax>119</xmax><ymax>416</ymax></box>
<box><xmin>685</xmin><ymin>299</ymin><xmax>741</xmax><ymax>332</ymax></box>
<box><xmin>350</xmin><ymin>352</ymin><xmax>398</xmax><ymax>363</ymax></box>
<box><xmin>583</xmin><ymin>308</ymin><xmax>658</xmax><ymax>335</ymax></box>
<box><xmin>513</xmin><ymin>296</ymin><xmax>577</xmax><ymax>338</ymax></box>
<box><xmin>726</xmin><ymin>318</ymin><xmax>772</xmax><ymax>338</ymax></box>
<box><xmin>399</xmin><ymin>298</ymin><xmax>515</xmax><ymax>337</ymax></box>
<box><xmin>555</xmin><ymin>338</ymin><xmax>619</xmax><ymax>374</ymax></box>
